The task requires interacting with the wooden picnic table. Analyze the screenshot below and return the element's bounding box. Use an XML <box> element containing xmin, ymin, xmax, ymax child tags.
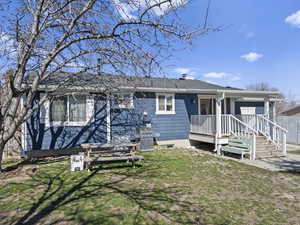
<box><xmin>80</xmin><ymin>143</ymin><xmax>143</xmax><ymax>170</ymax></box>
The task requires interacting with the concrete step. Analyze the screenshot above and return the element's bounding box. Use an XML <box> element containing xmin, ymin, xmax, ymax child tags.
<box><xmin>256</xmin><ymin>144</ymin><xmax>275</xmax><ymax>147</ymax></box>
<box><xmin>256</xmin><ymin>149</ymin><xmax>276</xmax><ymax>154</ymax></box>
<box><xmin>256</xmin><ymin>140</ymin><xmax>268</xmax><ymax>143</ymax></box>
<box><xmin>256</xmin><ymin>141</ymin><xmax>270</xmax><ymax>144</ymax></box>
<box><xmin>256</xmin><ymin>153</ymin><xmax>285</xmax><ymax>159</ymax></box>
<box><xmin>256</xmin><ymin>144</ymin><xmax>276</xmax><ymax>148</ymax></box>
<box><xmin>256</xmin><ymin>136</ymin><xmax>266</xmax><ymax>139</ymax></box>
<box><xmin>256</xmin><ymin>148</ymin><xmax>277</xmax><ymax>153</ymax></box>
<box><xmin>256</xmin><ymin>150</ymin><xmax>285</xmax><ymax>158</ymax></box>
<box><xmin>256</xmin><ymin>143</ymin><xmax>275</xmax><ymax>146</ymax></box>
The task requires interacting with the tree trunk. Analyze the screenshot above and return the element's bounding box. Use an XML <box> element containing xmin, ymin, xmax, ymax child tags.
<box><xmin>0</xmin><ymin>140</ymin><xmax>5</xmax><ymax>172</ymax></box>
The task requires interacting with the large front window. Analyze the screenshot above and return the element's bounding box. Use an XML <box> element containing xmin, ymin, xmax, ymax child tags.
<box><xmin>156</xmin><ymin>93</ymin><xmax>175</xmax><ymax>114</ymax></box>
<box><xmin>50</xmin><ymin>95</ymin><xmax>87</xmax><ymax>124</ymax></box>
<box><xmin>69</xmin><ymin>96</ymin><xmax>86</xmax><ymax>122</ymax></box>
<box><xmin>50</xmin><ymin>97</ymin><xmax>67</xmax><ymax>122</ymax></box>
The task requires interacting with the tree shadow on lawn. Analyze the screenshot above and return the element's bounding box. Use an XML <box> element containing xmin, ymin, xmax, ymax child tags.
<box><xmin>268</xmin><ymin>158</ymin><xmax>300</xmax><ymax>175</ymax></box>
<box><xmin>2</xmin><ymin>162</ymin><xmax>205</xmax><ymax>225</ymax></box>
<box><xmin>280</xmin><ymin>169</ymin><xmax>300</xmax><ymax>175</ymax></box>
<box><xmin>1</xmin><ymin>157</ymin><xmax>68</xmax><ymax>173</ymax></box>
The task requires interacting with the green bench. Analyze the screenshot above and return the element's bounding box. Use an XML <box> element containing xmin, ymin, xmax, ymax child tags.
<box><xmin>221</xmin><ymin>136</ymin><xmax>251</xmax><ymax>160</ymax></box>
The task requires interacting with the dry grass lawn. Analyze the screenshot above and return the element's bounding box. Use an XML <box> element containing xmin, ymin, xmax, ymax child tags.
<box><xmin>0</xmin><ymin>148</ymin><xmax>299</xmax><ymax>225</ymax></box>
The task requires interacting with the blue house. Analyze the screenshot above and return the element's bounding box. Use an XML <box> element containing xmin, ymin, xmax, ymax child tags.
<box><xmin>22</xmin><ymin>72</ymin><xmax>287</xmax><ymax>160</ymax></box>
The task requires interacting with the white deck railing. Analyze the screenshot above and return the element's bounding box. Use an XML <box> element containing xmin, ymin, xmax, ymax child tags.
<box><xmin>190</xmin><ymin>115</ymin><xmax>258</xmax><ymax>137</ymax></box>
<box><xmin>236</xmin><ymin>114</ymin><xmax>287</xmax><ymax>155</ymax></box>
<box><xmin>190</xmin><ymin>115</ymin><xmax>216</xmax><ymax>135</ymax></box>
<box><xmin>191</xmin><ymin>114</ymin><xmax>258</xmax><ymax>159</ymax></box>
<box><xmin>191</xmin><ymin>114</ymin><xmax>288</xmax><ymax>158</ymax></box>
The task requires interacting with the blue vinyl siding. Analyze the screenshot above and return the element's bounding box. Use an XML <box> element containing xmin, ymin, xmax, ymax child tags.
<box><xmin>135</xmin><ymin>93</ymin><xmax>197</xmax><ymax>141</ymax></box>
<box><xmin>25</xmin><ymin>94</ymin><xmax>107</xmax><ymax>150</ymax></box>
<box><xmin>25</xmin><ymin>92</ymin><xmax>198</xmax><ymax>150</ymax></box>
<box><xmin>110</xmin><ymin>108</ymin><xmax>143</xmax><ymax>143</ymax></box>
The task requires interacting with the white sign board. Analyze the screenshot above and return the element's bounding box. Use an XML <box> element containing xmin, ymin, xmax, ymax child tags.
<box><xmin>70</xmin><ymin>153</ymin><xmax>84</xmax><ymax>171</ymax></box>
<box><xmin>240</xmin><ymin>107</ymin><xmax>256</xmax><ymax>115</ymax></box>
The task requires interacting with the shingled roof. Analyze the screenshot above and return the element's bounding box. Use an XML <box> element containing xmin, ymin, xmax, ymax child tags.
<box><xmin>28</xmin><ymin>72</ymin><xmax>240</xmax><ymax>91</ymax></box>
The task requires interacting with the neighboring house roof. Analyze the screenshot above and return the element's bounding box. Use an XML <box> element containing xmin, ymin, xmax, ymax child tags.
<box><xmin>26</xmin><ymin>72</ymin><xmax>281</xmax><ymax>98</ymax></box>
<box><xmin>279</xmin><ymin>105</ymin><xmax>300</xmax><ymax>116</ymax></box>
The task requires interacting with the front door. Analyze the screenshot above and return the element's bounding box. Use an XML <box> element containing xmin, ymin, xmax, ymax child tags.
<box><xmin>198</xmin><ymin>97</ymin><xmax>215</xmax><ymax>115</ymax></box>
<box><xmin>198</xmin><ymin>96</ymin><xmax>232</xmax><ymax>115</ymax></box>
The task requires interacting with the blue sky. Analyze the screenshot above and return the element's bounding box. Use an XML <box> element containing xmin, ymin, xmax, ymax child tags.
<box><xmin>1</xmin><ymin>0</ymin><xmax>299</xmax><ymax>99</ymax></box>
<box><xmin>165</xmin><ymin>0</ymin><xmax>300</xmax><ymax>99</ymax></box>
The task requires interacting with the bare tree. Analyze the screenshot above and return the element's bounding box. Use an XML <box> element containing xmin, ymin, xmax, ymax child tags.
<box><xmin>245</xmin><ymin>82</ymin><xmax>287</xmax><ymax>114</ymax></box>
<box><xmin>245</xmin><ymin>82</ymin><xmax>279</xmax><ymax>92</ymax></box>
<box><xmin>0</xmin><ymin>70</ymin><xmax>23</xmax><ymax>160</ymax></box>
<box><xmin>0</xmin><ymin>0</ymin><xmax>213</xmax><ymax>169</ymax></box>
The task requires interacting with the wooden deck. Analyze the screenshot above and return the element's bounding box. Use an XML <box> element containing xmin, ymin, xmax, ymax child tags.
<box><xmin>189</xmin><ymin>133</ymin><xmax>229</xmax><ymax>144</ymax></box>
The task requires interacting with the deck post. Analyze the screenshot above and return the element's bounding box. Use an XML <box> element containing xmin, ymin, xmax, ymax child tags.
<box><xmin>283</xmin><ymin>133</ymin><xmax>287</xmax><ymax>155</ymax></box>
<box><xmin>264</xmin><ymin>98</ymin><xmax>270</xmax><ymax>119</ymax></box>
<box><xmin>270</xmin><ymin>101</ymin><xmax>276</xmax><ymax>140</ymax></box>
<box><xmin>251</xmin><ymin>134</ymin><xmax>256</xmax><ymax>160</ymax></box>
<box><xmin>271</xmin><ymin>101</ymin><xmax>276</xmax><ymax>122</ymax></box>
<box><xmin>230</xmin><ymin>98</ymin><xmax>235</xmax><ymax>115</ymax></box>
<box><xmin>264</xmin><ymin>98</ymin><xmax>270</xmax><ymax>136</ymax></box>
<box><xmin>215</xmin><ymin>93</ymin><xmax>224</xmax><ymax>155</ymax></box>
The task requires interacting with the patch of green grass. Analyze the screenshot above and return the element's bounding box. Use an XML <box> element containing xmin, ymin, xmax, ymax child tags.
<box><xmin>0</xmin><ymin>149</ymin><xmax>299</xmax><ymax>225</ymax></box>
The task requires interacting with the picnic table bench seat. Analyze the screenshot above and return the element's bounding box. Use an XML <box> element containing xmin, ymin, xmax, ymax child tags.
<box><xmin>88</xmin><ymin>149</ymin><xmax>131</xmax><ymax>155</ymax></box>
<box><xmin>80</xmin><ymin>142</ymin><xmax>142</xmax><ymax>169</ymax></box>
<box><xmin>85</xmin><ymin>155</ymin><xmax>144</xmax><ymax>163</ymax></box>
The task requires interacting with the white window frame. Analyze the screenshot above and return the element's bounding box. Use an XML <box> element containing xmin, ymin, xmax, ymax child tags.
<box><xmin>155</xmin><ymin>93</ymin><xmax>175</xmax><ymax>115</ymax></box>
<box><xmin>49</xmin><ymin>95</ymin><xmax>90</xmax><ymax>127</ymax></box>
<box><xmin>112</xmin><ymin>93</ymin><xmax>134</xmax><ymax>109</ymax></box>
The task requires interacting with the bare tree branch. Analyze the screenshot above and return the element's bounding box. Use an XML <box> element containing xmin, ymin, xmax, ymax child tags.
<box><xmin>0</xmin><ymin>0</ymin><xmax>215</xmax><ymax>169</ymax></box>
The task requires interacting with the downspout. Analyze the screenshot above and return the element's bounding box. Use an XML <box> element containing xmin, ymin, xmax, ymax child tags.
<box><xmin>21</xmin><ymin>96</ymin><xmax>27</xmax><ymax>157</ymax></box>
<box><xmin>106</xmin><ymin>95</ymin><xmax>111</xmax><ymax>143</ymax></box>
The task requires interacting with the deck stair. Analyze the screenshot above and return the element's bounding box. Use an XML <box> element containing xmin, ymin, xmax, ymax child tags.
<box><xmin>221</xmin><ymin>136</ymin><xmax>251</xmax><ymax>160</ymax></box>
<box><xmin>191</xmin><ymin>114</ymin><xmax>287</xmax><ymax>160</ymax></box>
<box><xmin>222</xmin><ymin>135</ymin><xmax>285</xmax><ymax>160</ymax></box>
<box><xmin>255</xmin><ymin>136</ymin><xmax>285</xmax><ymax>159</ymax></box>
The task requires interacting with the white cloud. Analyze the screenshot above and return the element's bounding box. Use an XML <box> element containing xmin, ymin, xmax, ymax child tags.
<box><xmin>285</xmin><ymin>10</ymin><xmax>300</xmax><ymax>28</ymax></box>
<box><xmin>203</xmin><ymin>72</ymin><xmax>226</xmax><ymax>79</ymax></box>
<box><xmin>202</xmin><ymin>72</ymin><xmax>241</xmax><ymax>83</ymax></box>
<box><xmin>174</xmin><ymin>67</ymin><xmax>196</xmax><ymax>76</ymax></box>
<box><xmin>148</xmin><ymin>0</ymin><xmax>188</xmax><ymax>16</ymax></box>
<box><xmin>113</xmin><ymin>0</ymin><xmax>138</xmax><ymax>20</ymax></box>
<box><xmin>113</xmin><ymin>0</ymin><xmax>188</xmax><ymax>20</ymax></box>
<box><xmin>205</xmin><ymin>80</ymin><xmax>218</xmax><ymax>85</ymax></box>
<box><xmin>0</xmin><ymin>33</ymin><xmax>15</xmax><ymax>55</ymax></box>
<box><xmin>231</xmin><ymin>76</ymin><xmax>240</xmax><ymax>81</ymax></box>
<box><xmin>241</xmin><ymin>52</ymin><xmax>263</xmax><ymax>62</ymax></box>
<box><xmin>0</xmin><ymin>33</ymin><xmax>16</xmax><ymax>70</ymax></box>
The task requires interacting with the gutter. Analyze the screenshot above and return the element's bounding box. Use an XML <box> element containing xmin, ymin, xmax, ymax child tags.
<box><xmin>37</xmin><ymin>85</ymin><xmax>281</xmax><ymax>98</ymax></box>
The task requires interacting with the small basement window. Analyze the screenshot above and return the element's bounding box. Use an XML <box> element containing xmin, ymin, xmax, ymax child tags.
<box><xmin>156</xmin><ymin>93</ymin><xmax>175</xmax><ymax>114</ymax></box>
<box><xmin>50</xmin><ymin>95</ymin><xmax>87</xmax><ymax>125</ymax></box>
